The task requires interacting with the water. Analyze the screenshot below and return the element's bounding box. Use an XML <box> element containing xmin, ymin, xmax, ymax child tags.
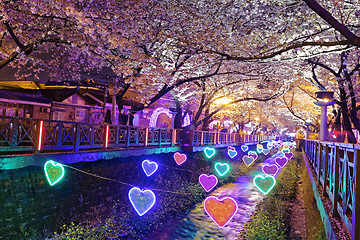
<box><xmin>144</xmin><ymin>152</ymin><xmax>283</xmax><ymax>240</ymax></box>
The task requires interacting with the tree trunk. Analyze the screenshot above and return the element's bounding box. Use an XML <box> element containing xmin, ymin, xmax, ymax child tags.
<box><xmin>339</xmin><ymin>87</ymin><xmax>357</xmax><ymax>143</ymax></box>
<box><xmin>201</xmin><ymin>108</ymin><xmax>210</xmax><ymax>131</ymax></box>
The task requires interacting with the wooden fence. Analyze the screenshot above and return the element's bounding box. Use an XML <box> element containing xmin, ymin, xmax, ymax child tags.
<box><xmin>302</xmin><ymin>139</ymin><xmax>360</xmax><ymax>239</ymax></box>
<box><xmin>0</xmin><ymin>115</ymin><xmax>275</xmax><ymax>155</ymax></box>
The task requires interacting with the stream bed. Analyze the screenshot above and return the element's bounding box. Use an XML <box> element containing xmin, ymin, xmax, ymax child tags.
<box><xmin>143</xmin><ymin>151</ymin><xmax>283</xmax><ymax>240</ymax></box>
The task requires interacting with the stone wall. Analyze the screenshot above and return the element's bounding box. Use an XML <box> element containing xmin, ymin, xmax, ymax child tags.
<box><xmin>0</xmin><ymin>144</ymin><xmax>261</xmax><ymax>239</ymax></box>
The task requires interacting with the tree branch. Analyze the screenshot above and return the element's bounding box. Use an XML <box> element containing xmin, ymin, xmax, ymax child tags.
<box><xmin>303</xmin><ymin>0</ymin><xmax>360</xmax><ymax>47</ymax></box>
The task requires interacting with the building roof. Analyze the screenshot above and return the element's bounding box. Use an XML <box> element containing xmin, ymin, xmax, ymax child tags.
<box><xmin>80</xmin><ymin>89</ymin><xmax>144</xmax><ymax>109</ymax></box>
<box><xmin>0</xmin><ymin>89</ymin><xmax>51</xmax><ymax>106</ymax></box>
<box><xmin>40</xmin><ymin>88</ymin><xmax>79</xmax><ymax>102</ymax></box>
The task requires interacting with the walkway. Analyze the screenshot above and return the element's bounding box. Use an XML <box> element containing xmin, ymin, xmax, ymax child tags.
<box><xmin>144</xmin><ymin>151</ymin><xmax>283</xmax><ymax>240</ymax></box>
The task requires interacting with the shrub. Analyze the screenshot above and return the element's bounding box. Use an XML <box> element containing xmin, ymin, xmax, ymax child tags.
<box><xmin>239</xmin><ymin>153</ymin><xmax>301</xmax><ymax>240</ymax></box>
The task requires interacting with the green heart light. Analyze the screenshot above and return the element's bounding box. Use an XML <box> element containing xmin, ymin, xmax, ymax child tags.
<box><xmin>204</xmin><ymin>147</ymin><xmax>216</xmax><ymax>158</ymax></box>
<box><xmin>44</xmin><ymin>160</ymin><xmax>65</xmax><ymax>186</ymax></box>
<box><xmin>253</xmin><ymin>175</ymin><xmax>276</xmax><ymax>195</ymax></box>
<box><xmin>215</xmin><ymin>162</ymin><xmax>230</xmax><ymax>176</ymax></box>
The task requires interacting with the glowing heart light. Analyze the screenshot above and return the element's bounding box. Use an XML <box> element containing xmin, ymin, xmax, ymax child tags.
<box><xmin>241</xmin><ymin>145</ymin><xmax>249</xmax><ymax>152</ymax></box>
<box><xmin>199</xmin><ymin>174</ymin><xmax>218</xmax><ymax>192</ymax></box>
<box><xmin>204</xmin><ymin>147</ymin><xmax>216</xmax><ymax>158</ymax></box>
<box><xmin>44</xmin><ymin>160</ymin><xmax>65</xmax><ymax>186</ymax></box>
<box><xmin>275</xmin><ymin>157</ymin><xmax>288</xmax><ymax>168</ymax></box>
<box><xmin>248</xmin><ymin>151</ymin><xmax>258</xmax><ymax>161</ymax></box>
<box><xmin>262</xmin><ymin>164</ymin><xmax>279</xmax><ymax>176</ymax></box>
<box><xmin>227</xmin><ymin>147</ymin><xmax>238</xmax><ymax>159</ymax></box>
<box><xmin>267</xmin><ymin>141</ymin><xmax>273</xmax><ymax>149</ymax></box>
<box><xmin>262</xmin><ymin>149</ymin><xmax>270</xmax><ymax>155</ymax></box>
<box><xmin>128</xmin><ymin>187</ymin><xmax>156</xmax><ymax>216</ymax></box>
<box><xmin>204</xmin><ymin>196</ymin><xmax>238</xmax><ymax>228</ymax></box>
<box><xmin>142</xmin><ymin>160</ymin><xmax>158</xmax><ymax>177</ymax></box>
<box><xmin>285</xmin><ymin>152</ymin><xmax>293</xmax><ymax>159</ymax></box>
<box><xmin>174</xmin><ymin>152</ymin><xmax>187</xmax><ymax>165</ymax></box>
<box><xmin>254</xmin><ymin>175</ymin><xmax>276</xmax><ymax>195</ymax></box>
<box><xmin>215</xmin><ymin>162</ymin><xmax>230</xmax><ymax>176</ymax></box>
<box><xmin>242</xmin><ymin>155</ymin><xmax>255</xmax><ymax>166</ymax></box>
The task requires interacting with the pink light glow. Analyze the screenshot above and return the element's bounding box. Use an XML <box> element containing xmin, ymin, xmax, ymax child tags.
<box><xmin>105</xmin><ymin>125</ymin><xmax>109</xmax><ymax>148</ymax></box>
<box><xmin>149</xmin><ymin>107</ymin><xmax>190</xmax><ymax>128</ymax></box>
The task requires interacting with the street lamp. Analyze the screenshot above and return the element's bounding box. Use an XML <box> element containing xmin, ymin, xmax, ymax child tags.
<box><xmin>313</xmin><ymin>90</ymin><xmax>335</xmax><ymax>141</ymax></box>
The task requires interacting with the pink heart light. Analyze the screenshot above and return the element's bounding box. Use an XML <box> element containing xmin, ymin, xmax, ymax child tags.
<box><xmin>204</xmin><ymin>196</ymin><xmax>238</xmax><ymax>228</ymax></box>
<box><xmin>173</xmin><ymin>152</ymin><xmax>187</xmax><ymax>165</ymax></box>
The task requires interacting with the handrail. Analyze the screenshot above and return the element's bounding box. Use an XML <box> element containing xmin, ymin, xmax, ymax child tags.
<box><xmin>0</xmin><ymin>116</ymin><xmax>276</xmax><ymax>155</ymax></box>
<box><xmin>301</xmin><ymin>139</ymin><xmax>360</xmax><ymax>239</ymax></box>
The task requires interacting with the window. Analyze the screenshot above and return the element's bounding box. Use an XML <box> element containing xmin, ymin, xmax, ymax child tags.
<box><xmin>53</xmin><ymin>111</ymin><xmax>63</xmax><ymax>121</ymax></box>
<box><xmin>76</xmin><ymin>110</ymin><xmax>85</xmax><ymax>118</ymax></box>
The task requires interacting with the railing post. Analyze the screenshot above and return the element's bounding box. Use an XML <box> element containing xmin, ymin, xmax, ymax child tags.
<box><xmin>56</xmin><ymin>122</ymin><xmax>63</xmax><ymax>147</ymax></box>
<box><xmin>333</xmin><ymin>145</ymin><xmax>340</xmax><ymax>217</ymax></box>
<box><xmin>158</xmin><ymin>129</ymin><xmax>162</xmax><ymax>146</ymax></box>
<box><xmin>352</xmin><ymin>148</ymin><xmax>360</xmax><ymax>240</ymax></box>
<box><xmin>10</xmin><ymin>118</ymin><xmax>19</xmax><ymax>148</ymax></box>
<box><xmin>74</xmin><ymin>123</ymin><xmax>80</xmax><ymax>152</ymax></box>
<box><xmin>171</xmin><ymin>128</ymin><xmax>175</xmax><ymax>146</ymax></box>
<box><xmin>200</xmin><ymin>131</ymin><xmax>204</xmax><ymax>145</ymax></box>
<box><xmin>322</xmin><ymin>144</ymin><xmax>329</xmax><ymax>196</ymax></box>
<box><xmin>317</xmin><ymin>143</ymin><xmax>323</xmax><ymax>185</ymax></box>
<box><xmin>115</xmin><ymin>125</ymin><xmax>120</xmax><ymax>145</ymax></box>
<box><xmin>342</xmin><ymin>149</ymin><xmax>348</xmax><ymax>214</ymax></box>
<box><xmin>125</xmin><ymin>126</ymin><xmax>130</xmax><ymax>148</ymax></box>
<box><xmin>135</xmin><ymin>127</ymin><xmax>139</xmax><ymax>144</ymax></box>
<box><xmin>189</xmin><ymin>130</ymin><xmax>194</xmax><ymax>147</ymax></box>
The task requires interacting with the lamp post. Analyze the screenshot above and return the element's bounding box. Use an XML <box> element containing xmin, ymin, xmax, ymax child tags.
<box><xmin>169</xmin><ymin>108</ymin><xmax>177</xmax><ymax>129</ymax></box>
<box><xmin>313</xmin><ymin>90</ymin><xmax>335</xmax><ymax>141</ymax></box>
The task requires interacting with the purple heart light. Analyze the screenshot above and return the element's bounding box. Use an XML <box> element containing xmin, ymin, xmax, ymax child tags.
<box><xmin>199</xmin><ymin>174</ymin><xmax>218</xmax><ymax>192</ymax></box>
<box><xmin>248</xmin><ymin>151</ymin><xmax>258</xmax><ymax>160</ymax></box>
<box><xmin>262</xmin><ymin>164</ymin><xmax>279</xmax><ymax>176</ymax></box>
<box><xmin>275</xmin><ymin>157</ymin><xmax>288</xmax><ymax>168</ymax></box>
<box><xmin>285</xmin><ymin>152</ymin><xmax>293</xmax><ymax>159</ymax></box>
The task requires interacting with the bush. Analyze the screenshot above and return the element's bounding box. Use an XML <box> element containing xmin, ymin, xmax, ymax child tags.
<box><xmin>239</xmin><ymin>153</ymin><xmax>301</xmax><ymax>240</ymax></box>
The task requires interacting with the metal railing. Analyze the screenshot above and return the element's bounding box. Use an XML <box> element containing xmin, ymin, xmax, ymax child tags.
<box><xmin>0</xmin><ymin>115</ymin><xmax>276</xmax><ymax>154</ymax></box>
<box><xmin>302</xmin><ymin>139</ymin><xmax>360</xmax><ymax>239</ymax></box>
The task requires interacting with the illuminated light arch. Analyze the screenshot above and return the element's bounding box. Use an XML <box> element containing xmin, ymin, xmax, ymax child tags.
<box><xmin>149</xmin><ymin>107</ymin><xmax>190</xmax><ymax>128</ymax></box>
<box><xmin>209</xmin><ymin>120</ymin><xmax>221</xmax><ymax>130</ymax></box>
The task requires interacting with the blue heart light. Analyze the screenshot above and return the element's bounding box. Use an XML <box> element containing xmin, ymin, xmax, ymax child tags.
<box><xmin>227</xmin><ymin>148</ymin><xmax>238</xmax><ymax>159</ymax></box>
<box><xmin>128</xmin><ymin>187</ymin><xmax>156</xmax><ymax>216</ymax></box>
<box><xmin>241</xmin><ymin>145</ymin><xmax>249</xmax><ymax>152</ymax></box>
<box><xmin>142</xmin><ymin>160</ymin><xmax>158</xmax><ymax>177</ymax></box>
